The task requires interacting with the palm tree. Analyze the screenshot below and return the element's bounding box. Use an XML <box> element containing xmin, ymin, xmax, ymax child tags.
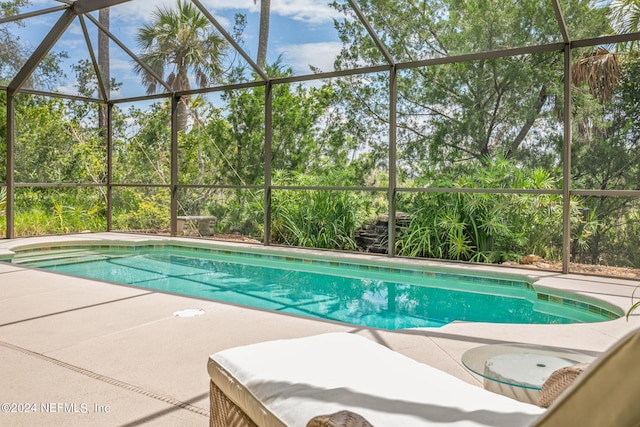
<box><xmin>571</xmin><ymin>0</ymin><xmax>640</xmax><ymax>107</ymax></box>
<box><xmin>572</xmin><ymin>47</ymin><xmax>620</xmax><ymax>105</ymax></box>
<box><xmin>610</xmin><ymin>0</ymin><xmax>640</xmax><ymax>51</ymax></box>
<box><xmin>135</xmin><ymin>0</ymin><xmax>227</xmax><ymax>131</ymax></box>
<box><xmin>571</xmin><ymin>0</ymin><xmax>640</xmax><ymax>109</ymax></box>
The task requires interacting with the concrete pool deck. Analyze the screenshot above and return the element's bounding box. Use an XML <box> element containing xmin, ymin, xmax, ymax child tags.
<box><xmin>1</xmin><ymin>233</ymin><xmax>639</xmax><ymax>426</ymax></box>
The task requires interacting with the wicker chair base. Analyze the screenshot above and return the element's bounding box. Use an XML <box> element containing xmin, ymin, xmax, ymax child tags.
<box><xmin>209</xmin><ymin>380</ymin><xmax>259</xmax><ymax>427</ymax></box>
<box><xmin>306</xmin><ymin>410</ymin><xmax>374</xmax><ymax>427</ymax></box>
<box><xmin>539</xmin><ymin>362</ymin><xmax>589</xmax><ymax>408</ymax></box>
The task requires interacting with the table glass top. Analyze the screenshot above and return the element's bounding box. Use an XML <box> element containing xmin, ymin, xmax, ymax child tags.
<box><xmin>462</xmin><ymin>343</ymin><xmax>595</xmax><ymax>389</ymax></box>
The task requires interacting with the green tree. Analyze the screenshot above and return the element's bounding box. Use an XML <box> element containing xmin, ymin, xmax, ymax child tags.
<box><xmin>331</xmin><ymin>0</ymin><xmax>610</xmax><ymax>177</ymax></box>
<box><xmin>0</xmin><ymin>0</ymin><xmax>67</xmax><ymax>90</ymax></box>
<box><xmin>571</xmin><ymin>51</ymin><xmax>640</xmax><ymax>266</ymax></box>
<box><xmin>173</xmin><ymin>62</ymin><xmax>371</xmax><ymax>232</ymax></box>
<box><xmin>6</xmin><ymin>93</ymin><xmax>107</xmax><ymax>235</ymax></box>
<box><xmin>110</xmin><ymin>102</ymin><xmax>172</xmax><ymax>232</ymax></box>
<box><xmin>0</xmin><ymin>0</ymin><xmax>29</xmax><ymax>84</ymax></box>
<box><xmin>202</xmin><ymin>62</ymin><xmax>363</xmax><ymax>186</ymax></box>
<box><xmin>112</xmin><ymin>102</ymin><xmax>171</xmax><ymax>185</ymax></box>
<box><xmin>13</xmin><ymin>95</ymin><xmax>104</xmax><ymax>184</ymax></box>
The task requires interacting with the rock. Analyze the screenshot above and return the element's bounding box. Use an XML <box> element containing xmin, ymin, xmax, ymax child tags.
<box><xmin>355</xmin><ymin>212</ymin><xmax>410</xmax><ymax>253</ymax></box>
<box><xmin>520</xmin><ymin>254</ymin><xmax>545</xmax><ymax>264</ymax></box>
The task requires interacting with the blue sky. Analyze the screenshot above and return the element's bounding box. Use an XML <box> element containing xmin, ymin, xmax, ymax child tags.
<box><xmin>6</xmin><ymin>0</ymin><xmax>348</xmax><ymax>99</ymax></box>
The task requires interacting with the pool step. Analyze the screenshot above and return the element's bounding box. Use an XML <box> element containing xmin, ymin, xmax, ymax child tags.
<box><xmin>12</xmin><ymin>248</ymin><xmax>120</xmax><ymax>267</ymax></box>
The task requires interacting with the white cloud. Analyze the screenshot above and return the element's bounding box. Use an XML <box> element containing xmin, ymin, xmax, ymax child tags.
<box><xmin>109</xmin><ymin>0</ymin><xmax>337</xmax><ymax>26</ymax></box>
<box><xmin>109</xmin><ymin>55</ymin><xmax>136</xmax><ymax>72</ymax></box>
<box><xmin>271</xmin><ymin>0</ymin><xmax>341</xmax><ymax>25</ymax></box>
<box><xmin>200</xmin><ymin>0</ymin><xmax>342</xmax><ymax>24</ymax></box>
<box><xmin>111</xmin><ymin>0</ymin><xmax>233</xmax><ymax>26</ymax></box>
<box><xmin>109</xmin><ymin>0</ymin><xmax>233</xmax><ymax>35</ymax></box>
<box><xmin>109</xmin><ymin>0</ymin><xmax>178</xmax><ymax>22</ymax></box>
<box><xmin>56</xmin><ymin>83</ymin><xmax>79</xmax><ymax>96</ymax></box>
<box><xmin>277</xmin><ymin>41</ymin><xmax>342</xmax><ymax>74</ymax></box>
<box><xmin>33</xmin><ymin>0</ymin><xmax>336</xmax><ymax>27</ymax></box>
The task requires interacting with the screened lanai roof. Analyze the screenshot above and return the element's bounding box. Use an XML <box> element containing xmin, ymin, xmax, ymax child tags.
<box><xmin>2</xmin><ymin>0</ymin><xmax>640</xmax><ymax>103</ymax></box>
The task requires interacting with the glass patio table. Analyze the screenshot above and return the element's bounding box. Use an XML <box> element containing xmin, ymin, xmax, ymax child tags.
<box><xmin>461</xmin><ymin>343</ymin><xmax>595</xmax><ymax>405</ymax></box>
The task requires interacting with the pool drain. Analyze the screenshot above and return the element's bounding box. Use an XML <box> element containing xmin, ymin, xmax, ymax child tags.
<box><xmin>173</xmin><ymin>308</ymin><xmax>205</xmax><ymax>317</ymax></box>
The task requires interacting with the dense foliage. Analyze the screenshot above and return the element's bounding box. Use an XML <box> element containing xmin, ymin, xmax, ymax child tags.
<box><xmin>396</xmin><ymin>158</ymin><xmax>597</xmax><ymax>263</ymax></box>
<box><xmin>1</xmin><ymin>0</ymin><xmax>640</xmax><ymax>271</ymax></box>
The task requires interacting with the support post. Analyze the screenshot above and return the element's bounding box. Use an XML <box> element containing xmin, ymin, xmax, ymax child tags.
<box><xmin>562</xmin><ymin>44</ymin><xmax>572</xmax><ymax>274</ymax></box>
<box><xmin>170</xmin><ymin>95</ymin><xmax>179</xmax><ymax>236</ymax></box>
<box><xmin>387</xmin><ymin>66</ymin><xmax>398</xmax><ymax>257</ymax></box>
<box><xmin>5</xmin><ymin>94</ymin><xmax>15</xmax><ymax>239</ymax></box>
<box><xmin>264</xmin><ymin>81</ymin><xmax>273</xmax><ymax>245</ymax></box>
<box><xmin>106</xmin><ymin>103</ymin><xmax>113</xmax><ymax>231</ymax></box>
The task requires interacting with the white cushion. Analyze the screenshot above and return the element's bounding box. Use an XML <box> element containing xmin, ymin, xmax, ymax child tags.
<box><xmin>208</xmin><ymin>333</ymin><xmax>544</xmax><ymax>426</ymax></box>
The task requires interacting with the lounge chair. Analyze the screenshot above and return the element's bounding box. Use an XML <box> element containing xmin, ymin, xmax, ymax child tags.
<box><xmin>207</xmin><ymin>328</ymin><xmax>640</xmax><ymax>426</ymax></box>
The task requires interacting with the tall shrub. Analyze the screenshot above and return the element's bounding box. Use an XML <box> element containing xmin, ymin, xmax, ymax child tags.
<box><xmin>270</xmin><ymin>171</ymin><xmax>370</xmax><ymax>250</ymax></box>
<box><xmin>396</xmin><ymin>158</ymin><xmax>596</xmax><ymax>262</ymax></box>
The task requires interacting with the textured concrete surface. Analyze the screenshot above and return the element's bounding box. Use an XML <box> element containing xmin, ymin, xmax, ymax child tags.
<box><xmin>1</xmin><ymin>233</ymin><xmax>639</xmax><ymax>426</ymax></box>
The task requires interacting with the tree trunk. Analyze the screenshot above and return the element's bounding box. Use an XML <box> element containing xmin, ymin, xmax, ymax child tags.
<box><xmin>505</xmin><ymin>85</ymin><xmax>547</xmax><ymax>159</ymax></box>
<box><xmin>256</xmin><ymin>0</ymin><xmax>270</xmax><ymax>70</ymax></box>
<box><xmin>174</xmin><ymin>68</ymin><xmax>191</xmax><ymax>133</ymax></box>
<box><xmin>98</xmin><ymin>8</ymin><xmax>110</xmax><ymax>136</ymax></box>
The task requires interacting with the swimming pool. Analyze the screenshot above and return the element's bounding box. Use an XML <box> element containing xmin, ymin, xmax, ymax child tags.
<box><xmin>7</xmin><ymin>242</ymin><xmax>620</xmax><ymax>330</ymax></box>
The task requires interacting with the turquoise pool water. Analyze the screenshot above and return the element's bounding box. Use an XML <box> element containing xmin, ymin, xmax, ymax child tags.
<box><xmin>11</xmin><ymin>244</ymin><xmax>618</xmax><ymax>330</ymax></box>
